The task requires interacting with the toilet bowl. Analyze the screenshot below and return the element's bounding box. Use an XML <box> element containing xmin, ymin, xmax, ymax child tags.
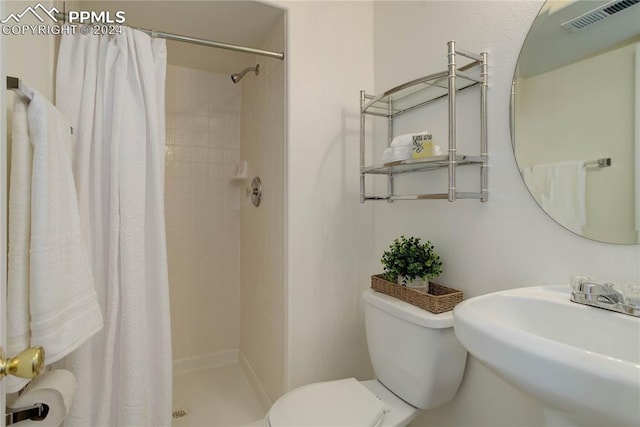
<box><xmin>264</xmin><ymin>289</ymin><xmax>467</xmax><ymax>427</ymax></box>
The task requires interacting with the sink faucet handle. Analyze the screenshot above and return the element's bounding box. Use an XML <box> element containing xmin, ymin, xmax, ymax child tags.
<box><xmin>574</xmin><ymin>278</ymin><xmax>598</xmax><ymax>293</ymax></box>
<box><xmin>570</xmin><ymin>274</ymin><xmax>595</xmax><ymax>291</ymax></box>
<box><xmin>578</xmin><ymin>281</ymin><xmax>623</xmax><ymax>304</ymax></box>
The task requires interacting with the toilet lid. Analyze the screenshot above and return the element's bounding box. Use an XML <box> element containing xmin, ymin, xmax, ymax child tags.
<box><xmin>267</xmin><ymin>378</ymin><xmax>386</xmax><ymax>427</ymax></box>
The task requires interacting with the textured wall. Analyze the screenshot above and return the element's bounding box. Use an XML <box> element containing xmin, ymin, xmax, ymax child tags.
<box><xmin>372</xmin><ymin>2</ymin><xmax>640</xmax><ymax>426</ymax></box>
<box><xmin>280</xmin><ymin>0</ymin><xmax>377</xmax><ymax>391</ymax></box>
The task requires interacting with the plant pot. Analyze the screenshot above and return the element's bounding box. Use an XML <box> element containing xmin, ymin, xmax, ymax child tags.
<box><xmin>398</xmin><ymin>275</ymin><xmax>428</xmax><ymax>293</ymax></box>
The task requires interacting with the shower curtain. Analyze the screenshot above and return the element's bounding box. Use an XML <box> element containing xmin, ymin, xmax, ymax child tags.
<box><xmin>55</xmin><ymin>27</ymin><xmax>172</xmax><ymax>426</ymax></box>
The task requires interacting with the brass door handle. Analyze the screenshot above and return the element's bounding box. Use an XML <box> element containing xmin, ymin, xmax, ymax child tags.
<box><xmin>0</xmin><ymin>347</ymin><xmax>45</xmax><ymax>379</ymax></box>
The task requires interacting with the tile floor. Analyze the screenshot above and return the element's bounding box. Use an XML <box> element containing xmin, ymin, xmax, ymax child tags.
<box><xmin>172</xmin><ymin>362</ymin><xmax>267</xmax><ymax>427</ymax></box>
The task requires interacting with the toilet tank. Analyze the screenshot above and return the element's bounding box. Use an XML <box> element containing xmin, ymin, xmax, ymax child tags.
<box><xmin>363</xmin><ymin>289</ymin><xmax>467</xmax><ymax>410</ymax></box>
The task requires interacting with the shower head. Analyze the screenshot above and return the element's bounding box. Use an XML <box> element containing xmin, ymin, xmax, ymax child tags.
<box><xmin>231</xmin><ymin>64</ymin><xmax>260</xmax><ymax>84</ymax></box>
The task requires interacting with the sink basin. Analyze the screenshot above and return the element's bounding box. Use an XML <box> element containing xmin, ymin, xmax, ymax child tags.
<box><xmin>453</xmin><ymin>286</ymin><xmax>640</xmax><ymax>427</ymax></box>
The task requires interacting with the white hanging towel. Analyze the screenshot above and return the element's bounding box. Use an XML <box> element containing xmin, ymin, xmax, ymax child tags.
<box><xmin>7</xmin><ymin>90</ymin><xmax>103</xmax><ymax>394</ymax></box>
<box><xmin>7</xmin><ymin>93</ymin><xmax>33</xmax><ymax>393</ymax></box>
<box><xmin>541</xmin><ymin>160</ymin><xmax>586</xmax><ymax>234</ymax></box>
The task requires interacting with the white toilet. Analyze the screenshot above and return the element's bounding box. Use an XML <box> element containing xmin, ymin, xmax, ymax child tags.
<box><xmin>264</xmin><ymin>289</ymin><xmax>468</xmax><ymax>427</ymax></box>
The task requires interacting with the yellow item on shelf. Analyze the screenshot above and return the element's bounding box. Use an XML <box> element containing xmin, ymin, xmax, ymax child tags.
<box><xmin>412</xmin><ymin>133</ymin><xmax>434</xmax><ymax>159</ymax></box>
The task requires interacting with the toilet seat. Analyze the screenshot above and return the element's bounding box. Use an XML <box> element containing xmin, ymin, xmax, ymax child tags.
<box><xmin>266</xmin><ymin>378</ymin><xmax>386</xmax><ymax>427</ymax></box>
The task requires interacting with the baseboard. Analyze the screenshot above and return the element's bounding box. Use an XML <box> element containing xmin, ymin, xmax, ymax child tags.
<box><xmin>239</xmin><ymin>350</ymin><xmax>273</xmax><ymax>410</ymax></box>
<box><xmin>173</xmin><ymin>349</ymin><xmax>239</xmax><ymax>376</ymax></box>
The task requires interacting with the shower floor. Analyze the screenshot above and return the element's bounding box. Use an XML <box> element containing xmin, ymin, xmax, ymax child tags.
<box><xmin>172</xmin><ymin>362</ymin><xmax>267</xmax><ymax>426</ymax></box>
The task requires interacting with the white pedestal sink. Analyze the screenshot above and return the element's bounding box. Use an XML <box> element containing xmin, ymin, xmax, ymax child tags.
<box><xmin>453</xmin><ymin>286</ymin><xmax>640</xmax><ymax>427</ymax></box>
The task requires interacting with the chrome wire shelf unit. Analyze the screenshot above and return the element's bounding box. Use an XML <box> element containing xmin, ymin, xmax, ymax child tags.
<box><xmin>359</xmin><ymin>41</ymin><xmax>488</xmax><ymax>202</ymax></box>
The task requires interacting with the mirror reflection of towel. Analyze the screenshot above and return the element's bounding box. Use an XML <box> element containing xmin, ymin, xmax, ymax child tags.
<box><xmin>523</xmin><ymin>161</ymin><xmax>586</xmax><ymax>234</ymax></box>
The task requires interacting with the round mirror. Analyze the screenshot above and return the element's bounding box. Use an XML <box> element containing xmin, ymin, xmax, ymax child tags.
<box><xmin>511</xmin><ymin>0</ymin><xmax>640</xmax><ymax>244</ymax></box>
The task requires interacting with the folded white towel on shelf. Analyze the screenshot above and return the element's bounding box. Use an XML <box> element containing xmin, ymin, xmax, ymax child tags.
<box><xmin>382</xmin><ymin>147</ymin><xmax>393</xmax><ymax>163</ymax></box>
<box><xmin>7</xmin><ymin>89</ymin><xmax>103</xmax><ymax>393</ymax></box>
<box><xmin>390</xmin><ymin>134</ymin><xmax>412</xmax><ymax>147</ymax></box>
<box><xmin>382</xmin><ymin>146</ymin><xmax>413</xmax><ymax>163</ymax></box>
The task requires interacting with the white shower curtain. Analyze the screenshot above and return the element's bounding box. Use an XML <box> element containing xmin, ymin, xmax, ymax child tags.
<box><xmin>55</xmin><ymin>27</ymin><xmax>172</xmax><ymax>426</ymax></box>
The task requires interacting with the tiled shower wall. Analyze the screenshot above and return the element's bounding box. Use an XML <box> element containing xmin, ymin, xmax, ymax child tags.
<box><xmin>164</xmin><ymin>65</ymin><xmax>242</xmax><ymax>361</ymax></box>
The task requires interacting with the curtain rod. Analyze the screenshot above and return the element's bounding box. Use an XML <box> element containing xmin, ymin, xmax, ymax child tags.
<box><xmin>139</xmin><ymin>29</ymin><xmax>284</xmax><ymax>60</ymax></box>
<box><xmin>53</xmin><ymin>13</ymin><xmax>285</xmax><ymax>61</ymax></box>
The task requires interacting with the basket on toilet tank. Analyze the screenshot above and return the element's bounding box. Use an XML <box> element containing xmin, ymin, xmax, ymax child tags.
<box><xmin>371</xmin><ymin>274</ymin><xmax>463</xmax><ymax>313</ymax></box>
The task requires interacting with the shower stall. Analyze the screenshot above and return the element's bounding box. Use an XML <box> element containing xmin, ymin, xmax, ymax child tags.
<box><xmin>153</xmin><ymin>3</ymin><xmax>287</xmax><ymax>423</ymax></box>
<box><xmin>87</xmin><ymin>0</ymin><xmax>287</xmax><ymax>423</ymax></box>
<box><xmin>3</xmin><ymin>0</ymin><xmax>287</xmax><ymax>425</ymax></box>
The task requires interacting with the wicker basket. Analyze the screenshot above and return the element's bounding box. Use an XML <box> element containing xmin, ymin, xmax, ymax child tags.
<box><xmin>371</xmin><ymin>274</ymin><xmax>463</xmax><ymax>314</ymax></box>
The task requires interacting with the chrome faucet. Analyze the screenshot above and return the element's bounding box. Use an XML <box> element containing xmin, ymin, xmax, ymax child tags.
<box><xmin>574</xmin><ymin>281</ymin><xmax>623</xmax><ymax>304</ymax></box>
<box><xmin>570</xmin><ymin>278</ymin><xmax>639</xmax><ymax>317</ymax></box>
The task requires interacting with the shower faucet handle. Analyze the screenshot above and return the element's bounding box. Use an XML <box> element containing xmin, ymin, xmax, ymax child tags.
<box><xmin>246</xmin><ymin>177</ymin><xmax>262</xmax><ymax>207</ymax></box>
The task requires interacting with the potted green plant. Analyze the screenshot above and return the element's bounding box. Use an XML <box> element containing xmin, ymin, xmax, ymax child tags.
<box><xmin>380</xmin><ymin>235</ymin><xmax>442</xmax><ymax>292</ymax></box>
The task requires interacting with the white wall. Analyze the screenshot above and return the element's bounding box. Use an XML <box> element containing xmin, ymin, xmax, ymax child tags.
<box><xmin>165</xmin><ymin>65</ymin><xmax>242</xmax><ymax>362</ymax></box>
<box><xmin>239</xmin><ymin>14</ymin><xmax>286</xmax><ymax>404</ymax></box>
<box><xmin>4</xmin><ymin>1</ymin><xmax>58</xmax><ymax>101</ymax></box>
<box><xmin>372</xmin><ymin>1</ymin><xmax>640</xmax><ymax>426</ymax></box>
<box><xmin>277</xmin><ymin>0</ymin><xmax>376</xmax><ymax>390</ymax></box>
